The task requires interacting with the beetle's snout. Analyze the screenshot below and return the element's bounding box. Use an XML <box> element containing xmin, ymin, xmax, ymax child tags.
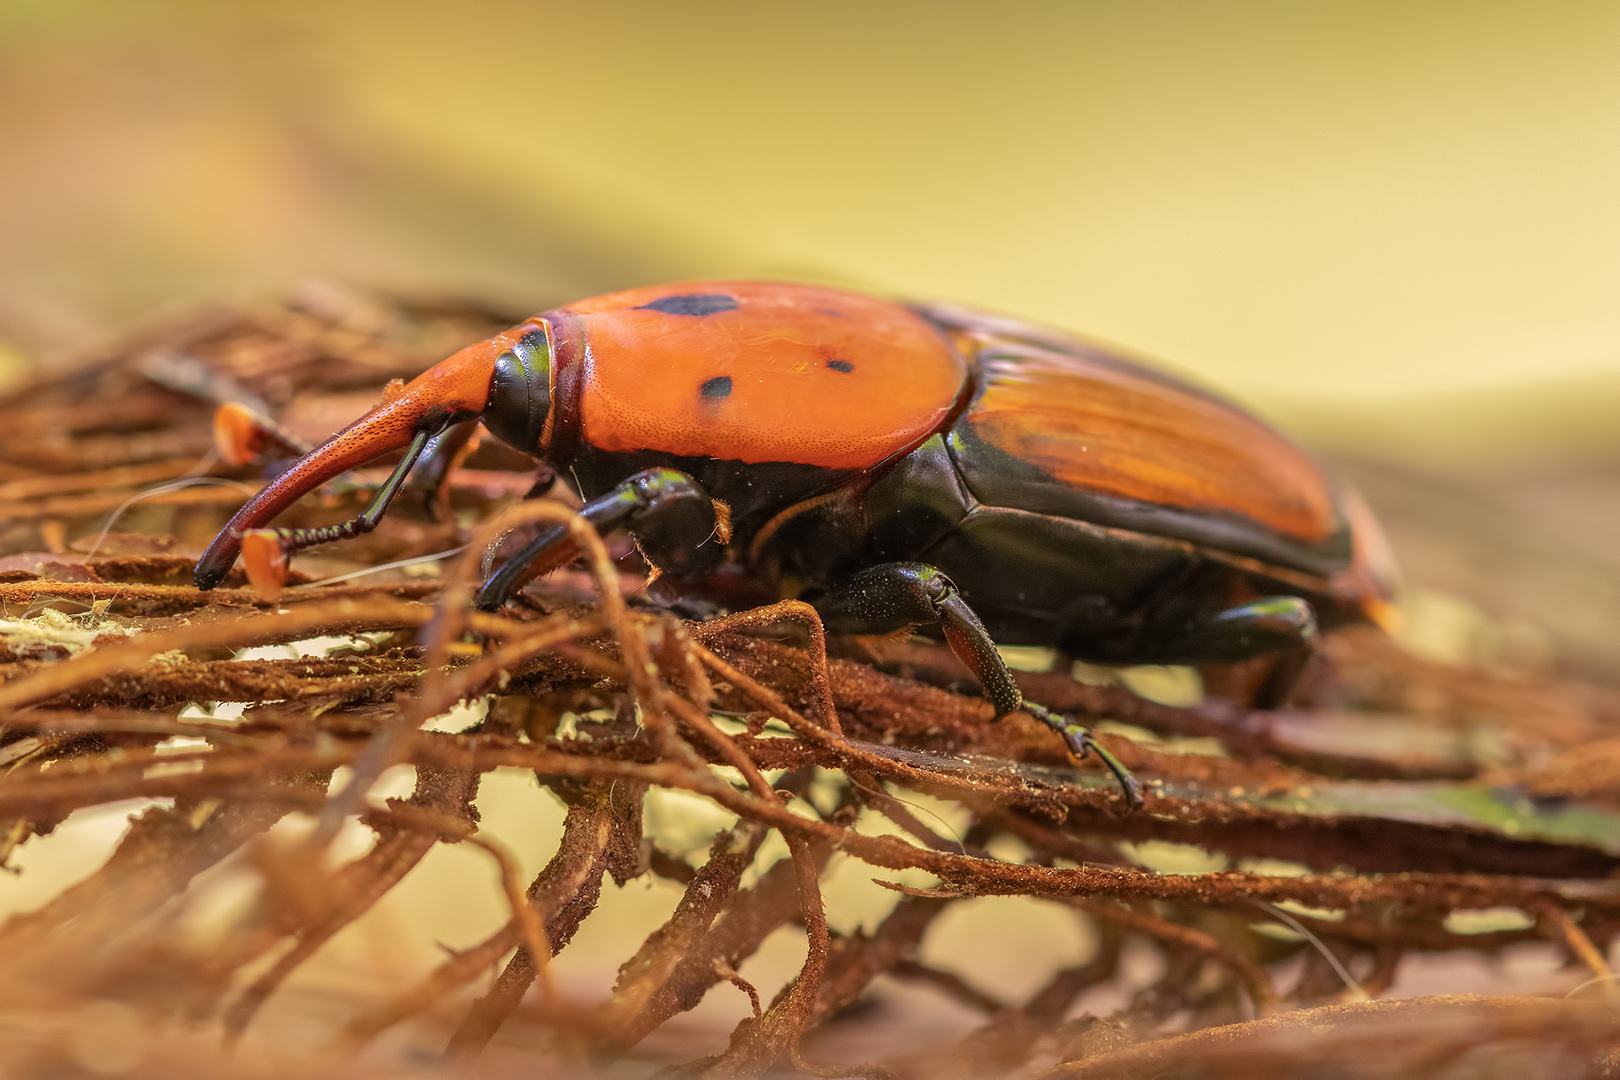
<box><xmin>481</xmin><ymin>326</ymin><xmax>553</xmax><ymax>456</ymax></box>
<box><xmin>194</xmin><ymin>545</ymin><xmax>235</xmax><ymax>591</ymax></box>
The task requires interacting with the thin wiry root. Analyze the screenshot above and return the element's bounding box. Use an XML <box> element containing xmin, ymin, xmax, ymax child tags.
<box><xmin>438</xmin><ymin>786</ymin><xmax>624</xmax><ymax>1060</ymax></box>
<box><xmin>1533</xmin><ymin>900</ymin><xmax>1620</xmax><ymax>1002</ymax></box>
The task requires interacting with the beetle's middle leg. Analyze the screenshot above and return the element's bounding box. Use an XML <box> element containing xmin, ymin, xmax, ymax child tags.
<box><xmin>812</xmin><ymin>562</ymin><xmax>1142</xmax><ymax>811</ymax></box>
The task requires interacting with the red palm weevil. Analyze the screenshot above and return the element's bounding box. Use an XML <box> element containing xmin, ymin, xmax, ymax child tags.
<box><xmin>195</xmin><ymin>282</ymin><xmax>1398</xmax><ymax>810</ymax></box>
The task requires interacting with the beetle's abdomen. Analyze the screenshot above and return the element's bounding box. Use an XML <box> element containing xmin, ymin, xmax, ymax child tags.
<box><xmin>561</xmin><ymin>282</ymin><xmax>967</xmax><ymax>471</ymax></box>
<box><xmin>921</xmin><ymin>305</ymin><xmax>1351</xmax><ymax>578</ymax></box>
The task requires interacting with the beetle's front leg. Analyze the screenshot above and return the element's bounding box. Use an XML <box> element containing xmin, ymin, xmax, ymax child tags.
<box><xmin>402</xmin><ymin>418</ymin><xmax>484</xmax><ymax>520</ymax></box>
<box><xmin>475</xmin><ymin>468</ymin><xmax>724</xmax><ymax>611</ymax></box>
<box><xmin>813</xmin><ymin>562</ymin><xmax>1143</xmax><ymax>811</ymax></box>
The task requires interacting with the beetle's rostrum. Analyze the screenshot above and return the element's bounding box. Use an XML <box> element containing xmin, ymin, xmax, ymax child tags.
<box><xmin>194</xmin><ymin>281</ymin><xmax>1398</xmax><ymax>811</ymax></box>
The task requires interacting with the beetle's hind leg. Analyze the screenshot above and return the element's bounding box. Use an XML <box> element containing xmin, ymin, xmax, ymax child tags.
<box><xmin>475</xmin><ymin>468</ymin><xmax>724</xmax><ymax>611</ymax></box>
<box><xmin>1153</xmin><ymin>596</ymin><xmax>1318</xmax><ymax>710</ymax></box>
<box><xmin>812</xmin><ymin>562</ymin><xmax>1143</xmax><ymax>811</ymax></box>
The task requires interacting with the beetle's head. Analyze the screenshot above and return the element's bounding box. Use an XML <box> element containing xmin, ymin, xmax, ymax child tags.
<box><xmin>193</xmin><ymin>320</ymin><xmax>553</xmax><ymax>590</ymax></box>
<box><xmin>481</xmin><ymin>324</ymin><xmax>553</xmax><ymax>456</ymax></box>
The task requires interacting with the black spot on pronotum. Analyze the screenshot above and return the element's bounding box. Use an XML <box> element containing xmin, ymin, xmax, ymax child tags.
<box><xmin>825</xmin><ymin>359</ymin><xmax>854</xmax><ymax>373</ymax></box>
<box><xmin>699</xmin><ymin>376</ymin><xmax>733</xmax><ymax>399</ymax></box>
<box><xmin>636</xmin><ymin>294</ymin><xmax>739</xmax><ymax>317</ymax></box>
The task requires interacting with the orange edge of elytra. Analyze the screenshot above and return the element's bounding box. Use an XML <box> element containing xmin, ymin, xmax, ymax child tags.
<box><xmin>240</xmin><ymin>529</ymin><xmax>289</xmax><ymax>600</ymax></box>
<box><xmin>213</xmin><ymin>402</ymin><xmax>271</xmax><ymax>466</ymax></box>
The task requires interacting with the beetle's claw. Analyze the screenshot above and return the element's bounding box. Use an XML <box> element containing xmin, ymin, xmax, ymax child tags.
<box><xmin>1020</xmin><ymin>702</ymin><xmax>1142</xmax><ymax>811</ymax></box>
<box><xmin>1061</xmin><ymin>723</ymin><xmax>1144</xmax><ymax>813</ymax></box>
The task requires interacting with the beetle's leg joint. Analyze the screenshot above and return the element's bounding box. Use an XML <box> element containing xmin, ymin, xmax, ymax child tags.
<box><xmin>475</xmin><ymin>468</ymin><xmax>721</xmax><ymax>612</ymax></box>
<box><xmin>814</xmin><ymin>562</ymin><xmax>1142</xmax><ymax>812</ymax></box>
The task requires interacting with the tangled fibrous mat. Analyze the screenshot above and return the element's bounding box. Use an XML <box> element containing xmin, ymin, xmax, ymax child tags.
<box><xmin>1</xmin><ymin>287</ymin><xmax>1619</xmax><ymax>1078</ymax></box>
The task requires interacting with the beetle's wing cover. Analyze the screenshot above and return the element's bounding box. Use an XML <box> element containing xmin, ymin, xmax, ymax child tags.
<box><xmin>921</xmin><ymin>303</ymin><xmax>1352</xmax><ymax>578</ymax></box>
<box><xmin>563</xmin><ymin>282</ymin><xmax>967</xmax><ymax>472</ymax></box>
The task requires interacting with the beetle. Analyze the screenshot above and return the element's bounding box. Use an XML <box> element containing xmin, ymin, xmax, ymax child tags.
<box><xmin>194</xmin><ymin>281</ymin><xmax>1396</xmax><ymax>810</ymax></box>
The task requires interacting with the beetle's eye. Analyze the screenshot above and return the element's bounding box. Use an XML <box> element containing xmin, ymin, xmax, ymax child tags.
<box><xmin>484</xmin><ymin>327</ymin><xmax>552</xmax><ymax>454</ymax></box>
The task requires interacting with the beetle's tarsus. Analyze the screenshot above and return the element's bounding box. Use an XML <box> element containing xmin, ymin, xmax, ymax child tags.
<box><xmin>278</xmin><ymin>424</ymin><xmax>443</xmax><ymax>560</ymax></box>
<box><xmin>194</xmin><ymin>420</ymin><xmax>448</xmax><ymax>590</ymax></box>
<box><xmin>1022</xmin><ymin>701</ymin><xmax>1143</xmax><ymax>811</ymax></box>
<box><xmin>1064</xmin><ymin>725</ymin><xmax>1144</xmax><ymax>812</ymax></box>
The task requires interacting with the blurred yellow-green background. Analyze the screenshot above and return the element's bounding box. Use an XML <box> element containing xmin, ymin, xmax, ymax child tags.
<box><xmin>3</xmin><ymin>1</ymin><xmax>1620</xmax><ymax>465</ymax></box>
